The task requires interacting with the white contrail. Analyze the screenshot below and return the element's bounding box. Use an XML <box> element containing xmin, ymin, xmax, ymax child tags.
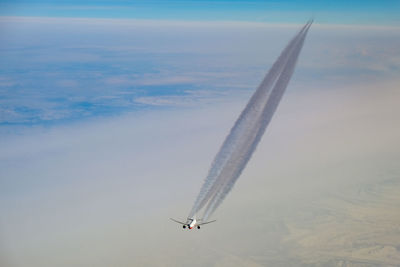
<box><xmin>202</xmin><ymin>22</ymin><xmax>312</xmax><ymax>220</ymax></box>
<box><xmin>188</xmin><ymin>22</ymin><xmax>310</xmax><ymax>218</ymax></box>
<box><xmin>188</xmin><ymin>21</ymin><xmax>312</xmax><ymax>220</ymax></box>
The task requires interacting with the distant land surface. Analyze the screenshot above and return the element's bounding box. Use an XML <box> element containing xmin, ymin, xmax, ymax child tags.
<box><xmin>283</xmin><ymin>178</ymin><xmax>400</xmax><ymax>266</ymax></box>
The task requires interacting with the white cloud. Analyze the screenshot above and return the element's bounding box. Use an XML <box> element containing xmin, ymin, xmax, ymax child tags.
<box><xmin>1</xmin><ymin>17</ymin><xmax>400</xmax><ymax>265</ymax></box>
<box><xmin>1</xmin><ymin>77</ymin><xmax>400</xmax><ymax>266</ymax></box>
<box><xmin>2</xmin><ymin>16</ymin><xmax>400</xmax><ymax>124</ymax></box>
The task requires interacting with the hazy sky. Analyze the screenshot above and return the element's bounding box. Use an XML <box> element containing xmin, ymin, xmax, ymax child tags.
<box><xmin>1</xmin><ymin>1</ymin><xmax>400</xmax><ymax>266</ymax></box>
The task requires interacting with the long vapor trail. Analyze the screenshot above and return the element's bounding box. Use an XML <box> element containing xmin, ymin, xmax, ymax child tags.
<box><xmin>189</xmin><ymin>21</ymin><xmax>312</xmax><ymax>221</ymax></box>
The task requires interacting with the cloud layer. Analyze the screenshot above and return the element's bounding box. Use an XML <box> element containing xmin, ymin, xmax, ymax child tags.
<box><xmin>1</xmin><ymin>17</ymin><xmax>399</xmax><ymax>129</ymax></box>
<box><xmin>1</xmin><ymin>17</ymin><xmax>400</xmax><ymax>266</ymax></box>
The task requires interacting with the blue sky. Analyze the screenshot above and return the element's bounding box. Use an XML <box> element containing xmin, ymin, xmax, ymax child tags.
<box><xmin>1</xmin><ymin>0</ymin><xmax>400</xmax><ymax>25</ymax></box>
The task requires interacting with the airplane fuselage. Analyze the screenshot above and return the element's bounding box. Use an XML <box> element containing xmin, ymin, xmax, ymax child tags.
<box><xmin>188</xmin><ymin>219</ymin><xmax>197</xmax><ymax>229</ymax></box>
<box><xmin>182</xmin><ymin>218</ymin><xmax>198</xmax><ymax>229</ymax></box>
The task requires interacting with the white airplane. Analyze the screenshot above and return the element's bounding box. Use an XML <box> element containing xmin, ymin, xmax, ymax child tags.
<box><xmin>170</xmin><ymin>217</ymin><xmax>216</xmax><ymax>229</ymax></box>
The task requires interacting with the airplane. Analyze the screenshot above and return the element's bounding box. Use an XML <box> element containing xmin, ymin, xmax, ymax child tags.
<box><xmin>170</xmin><ymin>217</ymin><xmax>216</xmax><ymax>229</ymax></box>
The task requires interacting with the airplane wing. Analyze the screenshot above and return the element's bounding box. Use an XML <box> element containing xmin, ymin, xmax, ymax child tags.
<box><xmin>170</xmin><ymin>218</ymin><xmax>186</xmax><ymax>225</ymax></box>
<box><xmin>198</xmin><ymin>220</ymin><xmax>216</xmax><ymax>226</ymax></box>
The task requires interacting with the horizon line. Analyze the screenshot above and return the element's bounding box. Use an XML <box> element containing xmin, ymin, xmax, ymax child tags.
<box><xmin>1</xmin><ymin>15</ymin><xmax>400</xmax><ymax>30</ymax></box>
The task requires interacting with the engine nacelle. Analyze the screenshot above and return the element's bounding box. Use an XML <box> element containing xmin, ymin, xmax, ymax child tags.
<box><xmin>183</xmin><ymin>225</ymin><xmax>186</xmax><ymax>229</ymax></box>
<box><xmin>197</xmin><ymin>225</ymin><xmax>200</xmax><ymax>229</ymax></box>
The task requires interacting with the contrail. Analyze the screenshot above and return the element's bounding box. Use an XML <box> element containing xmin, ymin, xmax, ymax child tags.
<box><xmin>202</xmin><ymin>22</ymin><xmax>312</xmax><ymax>220</ymax></box>
<box><xmin>189</xmin><ymin>21</ymin><xmax>312</xmax><ymax>220</ymax></box>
